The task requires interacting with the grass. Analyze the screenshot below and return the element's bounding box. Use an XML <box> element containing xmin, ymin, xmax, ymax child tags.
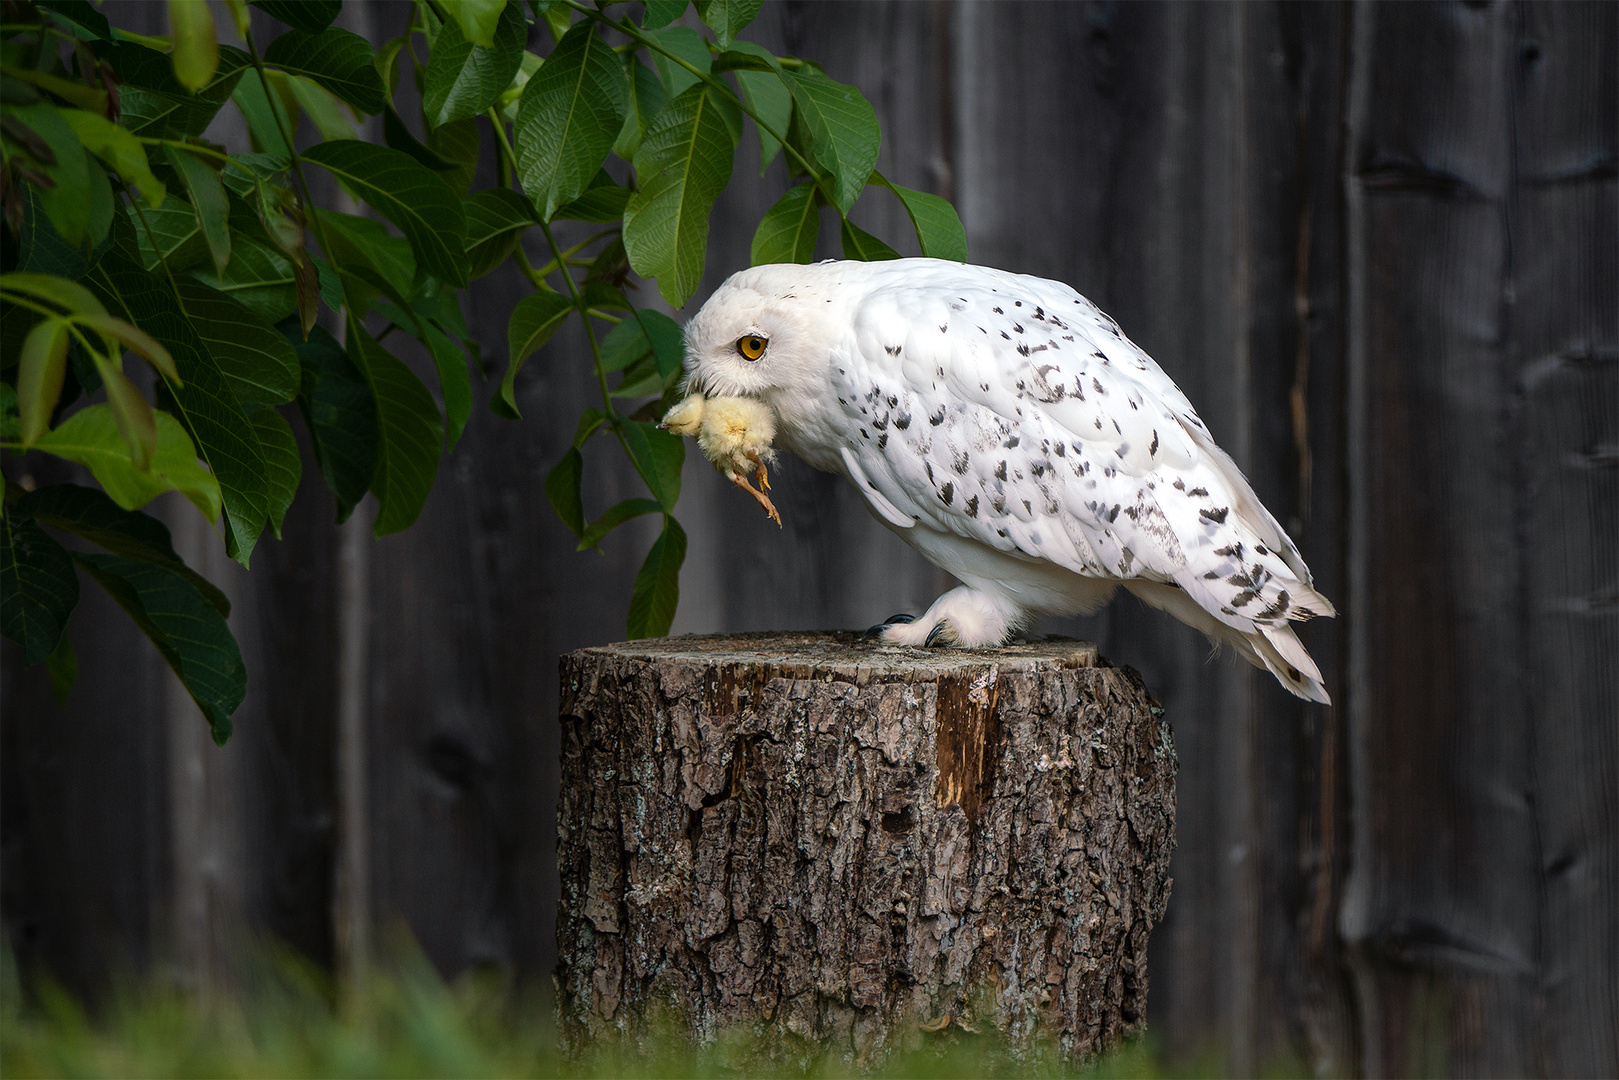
<box><xmin>0</xmin><ymin>941</ymin><xmax>1195</xmax><ymax>1079</ymax></box>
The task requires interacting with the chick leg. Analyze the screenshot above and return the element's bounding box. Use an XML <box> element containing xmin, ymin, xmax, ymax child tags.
<box><xmin>728</xmin><ymin>470</ymin><xmax>782</xmax><ymax>527</ymax></box>
<box><xmin>750</xmin><ymin>453</ymin><xmax>771</xmax><ymax>492</ymax></box>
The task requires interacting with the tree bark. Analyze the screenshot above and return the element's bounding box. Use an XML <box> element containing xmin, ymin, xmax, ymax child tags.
<box><xmin>556</xmin><ymin>633</ymin><xmax>1177</xmax><ymax>1068</ymax></box>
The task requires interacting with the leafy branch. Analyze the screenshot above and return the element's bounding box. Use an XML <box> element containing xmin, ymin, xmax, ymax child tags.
<box><xmin>1</xmin><ymin>0</ymin><xmax>967</xmax><ymax>744</ymax></box>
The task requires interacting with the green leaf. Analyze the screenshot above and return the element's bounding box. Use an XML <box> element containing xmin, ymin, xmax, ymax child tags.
<box><xmin>497</xmin><ymin>290</ymin><xmax>573</xmax><ymax>418</ymax></box>
<box><xmin>572</xmin><ymin>406</ymin><xmax>606</xmax><ymax>448</ymax></box>
<box><xmin>73</xmin><ymin>312</ymin><xmax>178</xmax><ymax>382</ymax></box>
<box><xmin>249</xmin><ymin>0</ymin><xmax>341</xmax><ymax>33</ymax></box>
<box><xmin>61</xmin><ymin>111</ymin><xmax>167</xmax><ymax>205</ymax></box>
<box><xmin>128</xmin><ymin>196</ymin><xmax>210</xmax><ymax>272</ymax></box>
<box><xmin>112</xmin><ymin>42</ymin><xmax>250</xmax><ymax>139</ymax></box>
<box><xmin>383</xmin><ymin>105</ymin><xmax>454</xmax><ymax>171</ymax></box>
<box><xmin>18</xmin><ymin>483</ymin><xmax>231</xmax><ymax>616</ymax></box>
<box><xmin>873</xmin><ymin>171</ymin><xmax>967</xmax><ymax>262</ymax></box>
<box><xmin>645</xmin><ymin>26</ymin><xmax>709</xmax><ymax>99</ymax></box>
<box><xmin>33</xmin><ymin>405</ymin><xmax>223</xmax><ymax>521</ymax></box>
<box><xmin>90</xmin><ymin>237</ymin><xmax>268</xmax><ymax>563</ymax></box>
<box><xmin>613</xmin><ymin>58</ymin><xmax>668</xmax><ymax>162</ymax></box>
<box><xmin>168</xmin><ymin>0</ymin><xmax>219</xmax><ymax>92</ymax></box>
<box><xmin>16</xmin><ymin>318</ymin><xmax>70</xmax><ymax>446</ymax></box>
<box><xmin>578</xmin><ymin>496</ymin><xmax>661</xmax><ymax>551</ymax></box>
<box><xmin>428</xmin><ymin>117</ymin><xmax>481</xmax><ymax>194</ymax></box>
<box><xmin>13</xmin><ymin>183</ymin><xmax>99</xmax><ymax>278</ymax></box>
<box><xmin>0</xmin><ymin>271</ymin><xmax>108</xmax><ymax>318</ymax></box>
<box><xmin>189</xmin><ymin>236</ymin><xmax>297</xmax><ymax>323</ymax></box>
<box><xmin>620</xmin><ymin>419</ymin><xmax>684</xmax><ymax>510</ymax></box>
<box><xmin>35</xmin><ymin>0</ymin><xmax>112</xmax><ymax>41</ymax></box>
<box><xmin>641</xmin><ymin>0</ymin><xmax>687</xmax><ymax>30</ymax></box>
<box><xmin>728</xmin><ymin>43</ymin><xmax>791</xmax><ymax>174</ymax></box>
<box><xmin>611</xmin><ymin>357</ymin><xmax>666</xmax><ymax>399</ymax></box>
<box><xmin>420</xmin><ymin>320</ymin><xmax>473</xmax><ymax>449</ymax></box>
<box><xmin>784</xmin><ymin>69</ymin><xmax>879</xmax><ymax>213</ymax></box>
<box><xmin>73</xmin><ymin>552</ymin><xmax>245</xmax><ymax>745</ymax></box>
<box><xmin>464</xmin><ymin>187</ymin><xmax>534</xmax><ymax>278</ymax></box>
<box><xmin>637</xmin><ymin>309</ymin><xmax>686</xmax><ymax>380</ymax></box>
<box><xmin>1</xmin><ymin>67</ymin><xmax>108</xmax><ymax>114</ymax></box>
<box><xmin>694</xmin><ymin>0</ymin><xmax>763</xmax><ymax>49</ymax></box>
<box><xmin>514</xmin><ymin>21</ymin><xmax>628</xmax><ymax>221</ymax></box>
<box><xmin>444</xmin><ymin>0</ymin><xmax>506</xmax><ymax>47</ymax></box>
<box><xmin>840</xmin><ymin>216</ymin><xmax>899</xmax><ymax>261</ymax></box>
<box><xmin>285</xmin><ymin>321</ymin><xmax>376</xmax><ymax>523</ymax></box>
<box><xmin>544</xmin><ymin>447</ymin><xmax>584</xmax><ymax>536</ymax></box>
<box><xmin>250</xmin><ymin>408</ymin><xmax>301</xmax><ymax>538</ymax></box>
<box><xmin>624</xmin><ymin>85</ymin><xmax>740</xmax><ymax>307</ymax></box>
<box><xmin>278</xmin><ymin>72</ymin><xmax>358</xmax><ymax>141</ymax></box>
<box><xmin>1</xmin><ymin>509</ymin><xmax>79</xmax><ymax>666</ymax></box>
<box><xmin>46</xmin><ymin>631</ymin><xmax>77</xmax><ymax>703</ymax></box>
<box><xmin>751</xmin><ymin>182</ymin><xmax>820</xmax><ymax>265</ymax></box>
<box><xmin>552</xmin><ymin>182</ymin><xmax>631</xmax><ymax>223</ymax></box>
<box><xmin>315</xmin><ymin>209</ymin><xmax>417</xmax><ymax>302</ymax></box>
<box><xmin>165</xmin><ymin>147</ymin><xmax>231</xmax><ymax>275</ymax></box>
<box><xmin>346</xmin><ymin>319</ymin><xmax>442</xmax><ymax>536</ymax></box>
<box><xmin>231</xmin><ymin>68</ymin><xmax>291</xmax><ymax>157</ymax></box>
<box><xmin>9</xmin><ymin>103</ymin><xmax>90</xmax><ymax>246</ymax></box>
<box><xmin>598</xmin><ymin>318</ymin><xmax>650</xmax><ymax>373</ymax></box>
<box><xmin>303</xmin><ymin>141</ymin><xmax>469</xmax><ymax>286</ymax></box>
<box><xmin>626</xmin><ymin>515</ymin><xmax>685</xmax><ymax>639</ymax></box>
<box><xmin>264</xmin><ymin>26</ymin><xmax>387</xmax><ymax>116</ymax></box>
<box><xmin>173</xmin><ymin>278</ymin><xmax>299</xmax><ymax>408</ymax></box>
<box><xmin>422</xmin><ymin>0</ymin><xmax>526</xmax><ymax>128</ymax></box>
<box><xmin>95</xmin><ymin>360</ymin><xmax>158</xmax><ymax>471</ymax></box>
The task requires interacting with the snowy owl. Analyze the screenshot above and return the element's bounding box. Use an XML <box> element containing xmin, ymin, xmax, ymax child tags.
<box><xmin>680</xmin><ymin>258</ymin><xmax>1335</xmax><ymax>703</ymax></box>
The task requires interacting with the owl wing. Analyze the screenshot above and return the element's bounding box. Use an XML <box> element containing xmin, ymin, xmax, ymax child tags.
<box><xmin>830</xmin><ymin>266</ymin><xmax>1332</xmax><ymax>685</ymax></box>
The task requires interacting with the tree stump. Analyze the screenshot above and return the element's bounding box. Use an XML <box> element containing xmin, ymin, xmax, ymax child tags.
<box><xmin>555</xmin><ymin>633</ymin><xmax>1177</xmax><ymax>1068</ymax></box>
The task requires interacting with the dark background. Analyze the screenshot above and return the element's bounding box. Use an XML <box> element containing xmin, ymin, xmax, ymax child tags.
<box><xmin>3</xmin><ymin>2</ymin><xmax>1614</xmax><ymax>1075</ymax></box>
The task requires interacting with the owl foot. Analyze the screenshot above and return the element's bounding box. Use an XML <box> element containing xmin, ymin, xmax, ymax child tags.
<box><xmin>728</xmin><ymin>470</ymin><xmax>781</xmax><ymax>527</ymax></box>
<box><xmin>875</xmin><ymin>586</ymin><xmax>1023</xmax><ymax>648</ymax></box>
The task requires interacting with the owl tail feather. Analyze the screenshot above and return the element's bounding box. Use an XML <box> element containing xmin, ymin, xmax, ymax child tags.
<box><xmin>1123</xmin><ymin>580</ymin><xmax>1331</xmax><ymax>704</ymax></box>
<box><xmin>1253</xmin><ymin>624</ymin><xmax>1330</xmax><ymax>705</ymax></box>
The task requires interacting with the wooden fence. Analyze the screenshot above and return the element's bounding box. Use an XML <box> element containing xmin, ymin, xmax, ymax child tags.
<box><xmin>3</xmin><ymin>2</ymin><xmax>1614</xmax><ymax>1075</ymax></box>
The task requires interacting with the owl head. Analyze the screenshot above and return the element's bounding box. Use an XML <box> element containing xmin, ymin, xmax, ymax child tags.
<box><xmin>679</xmin><ymin>263</ymin><xmax>848</xmax><ymax>410</ymax></box>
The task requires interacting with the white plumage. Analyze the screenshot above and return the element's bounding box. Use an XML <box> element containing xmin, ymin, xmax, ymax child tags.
<box><xmin>680</xmin><ymin>258</ymin><xmax>1335</xmax><ymax>702</ymax></box>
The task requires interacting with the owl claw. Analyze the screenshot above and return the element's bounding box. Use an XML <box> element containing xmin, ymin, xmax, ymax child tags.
<box><xmin>862</xmin><ymin>613</ymin><xmax>916</xmax><ymax>640</ymax></box>
<box><xmin>924</xmin><ymin>620</ymin><xmax>959</xmax><ymax>647</ymax></box>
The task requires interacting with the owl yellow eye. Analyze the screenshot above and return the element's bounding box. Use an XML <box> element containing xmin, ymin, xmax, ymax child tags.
<box><xmin>737</xmin><ymin>335</ymin><xmax>767</xmax><ymax>361</ymax></box>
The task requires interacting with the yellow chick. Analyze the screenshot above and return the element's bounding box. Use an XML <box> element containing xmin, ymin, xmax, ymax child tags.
<box><xmin>660</xmin><ymin>393</ymin><xmax>782</xmax><ymax>526</ymax></box>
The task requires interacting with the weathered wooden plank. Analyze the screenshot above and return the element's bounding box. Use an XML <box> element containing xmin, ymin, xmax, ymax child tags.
<box><xmin>1343</xmin><ymin>3</ymin><xmax>1539</xmax><ymax>1074</ymax></box>
<box><xmin>1513</xmin><ymin>3</ymin><xmax>1619</xmax><ymax>1074</ymax></box>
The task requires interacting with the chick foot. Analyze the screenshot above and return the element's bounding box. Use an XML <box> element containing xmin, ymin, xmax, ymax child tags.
<box><xmin>729</xmin><ymin>471</ymin><xmax>781</xmax><ymax>527</ymax></box>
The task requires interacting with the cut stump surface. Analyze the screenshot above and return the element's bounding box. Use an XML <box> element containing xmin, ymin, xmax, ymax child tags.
<box><xmin>556</xmin><ymin>632</ymin><xmax>1177</xmax><ymax>1067</ymax></box>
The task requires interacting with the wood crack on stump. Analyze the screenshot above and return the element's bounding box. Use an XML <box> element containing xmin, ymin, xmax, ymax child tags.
<box><xmin>556</xmin><ymin>632</ymin><xmax>1177</xmax><ymax>1068</ymax></box>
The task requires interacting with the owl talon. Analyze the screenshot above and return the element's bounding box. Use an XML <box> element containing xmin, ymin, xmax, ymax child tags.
<box><xmin>924</xmin><ymin>620</ymin><xmax>959</xmax><ymax>647</ymax></box>
<box><xmin>862</xmin><ymin>613</ymin><xmax>916</xmax><ymax>641</ymax></box>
